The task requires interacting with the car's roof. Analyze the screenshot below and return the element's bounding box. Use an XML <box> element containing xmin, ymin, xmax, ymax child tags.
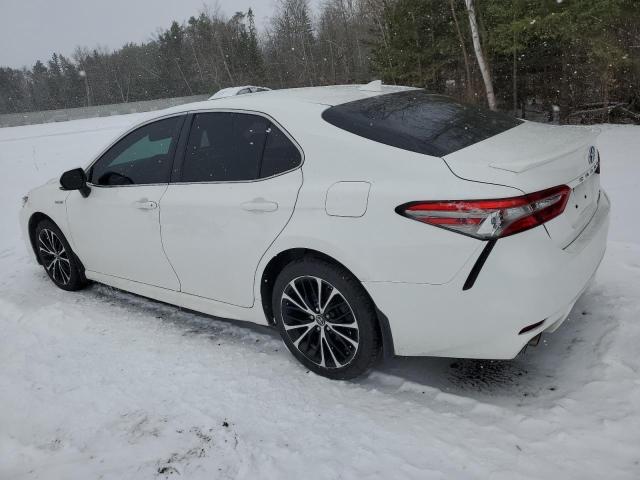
<box><xmin>163</xmin><ymin>84</ymin><xmax>416</xmax><ymax>117</ymax></box>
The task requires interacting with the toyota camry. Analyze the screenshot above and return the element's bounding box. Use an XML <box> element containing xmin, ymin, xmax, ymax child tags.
<box><xmin>20</xmin><ymin>84</ymin><xmax>610</xmax><ymax>379</ymax></box>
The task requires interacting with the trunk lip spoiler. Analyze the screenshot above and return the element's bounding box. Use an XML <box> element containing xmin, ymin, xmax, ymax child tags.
<box><xmin>489</xmin><ymin>139</ymin><xmax>599</xmax><ymax>174</ymax></box>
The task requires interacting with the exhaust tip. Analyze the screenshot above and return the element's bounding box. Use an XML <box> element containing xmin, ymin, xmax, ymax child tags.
<box><xmin>527</xmin><ymin>333</ymin><xmax>542</xmax><ymax>347</ymax></box>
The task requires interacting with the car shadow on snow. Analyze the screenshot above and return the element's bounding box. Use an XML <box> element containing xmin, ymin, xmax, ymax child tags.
<box><xmin>86</xmin><ymin>282</ymin><xmax>283</xmax><ymax>348</ymax></box>
<box><xmin>81</xmin><ymin>279</ymin><xmax>605</xmax><ymax>405</ymax></box>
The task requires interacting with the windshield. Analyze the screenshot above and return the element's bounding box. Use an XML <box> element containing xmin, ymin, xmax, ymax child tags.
<box><xmin>321</xmin><ymin>90</ymin><xmax>523</xmax><ymax>157</ymax></box>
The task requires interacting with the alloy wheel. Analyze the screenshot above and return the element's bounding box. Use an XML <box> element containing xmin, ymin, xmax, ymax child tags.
<box><xmin>280</xmin><ymin>275</ymin><xmax>359</xmax><ymax>369</ymax></box>
<box><xmin>38</xmin><ymin>228</ymin><xmax>72</xmax><ymax>285</ymax></box>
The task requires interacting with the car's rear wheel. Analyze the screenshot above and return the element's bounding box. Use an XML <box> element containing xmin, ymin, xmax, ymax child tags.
<box><xmin>272</xmin><ymin>257</ymin><xmax>380</xmax><ymax>380</ymax></box>
<box><xmin>35</xmin><ymin>219</ymin><xmax>87</xmax><ymax>291</ymax></box>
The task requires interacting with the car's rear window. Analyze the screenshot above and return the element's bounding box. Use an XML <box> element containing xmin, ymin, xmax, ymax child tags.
<box><xmin>321</xmin><ymin>90</ymin><xmax>522</xmax><ymax>157</ymax></box>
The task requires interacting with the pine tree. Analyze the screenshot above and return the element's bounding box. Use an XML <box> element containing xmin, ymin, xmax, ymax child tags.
<box><xmin>247</xmin><ymin>9</ymin><xmax>266</xmax><ymax>83</ymax></box>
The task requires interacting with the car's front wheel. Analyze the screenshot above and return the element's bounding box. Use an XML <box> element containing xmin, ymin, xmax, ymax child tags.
<box><xmin>34</xmin><ymin>219</ymin><xmax>87</xmax><ymax>291</ymax></box>
<box><xmin>273</xmin><ymin>257</ymin><xmax>381</xmax><ymax>380</ymax></box>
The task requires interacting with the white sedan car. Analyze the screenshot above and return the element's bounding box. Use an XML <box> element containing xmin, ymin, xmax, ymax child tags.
<box><xmin>20</xmin><ymin>85</ymin><xmax>610</xmax><ymax>379</ymax></box>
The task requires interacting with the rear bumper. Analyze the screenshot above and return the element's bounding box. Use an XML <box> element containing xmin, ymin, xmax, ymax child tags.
<box><xmin>364</xmin><ymin>190</ymin><xmax>610</xmax><ymax>358</ymax></box>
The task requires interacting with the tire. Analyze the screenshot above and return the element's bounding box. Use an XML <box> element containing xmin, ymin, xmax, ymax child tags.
<box><xmin>272</xmin><ymin>256</ymin><xmax>381</xmax><ymax>380</ymax></box>
<box><xmin>34</xmin><ymin>219</ymin><xmax>87</xmax><ymax>291</ymax></box>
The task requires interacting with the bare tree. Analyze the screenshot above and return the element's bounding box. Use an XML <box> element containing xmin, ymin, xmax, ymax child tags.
<box><xmin>464</xmin><ymin>0</ymin><xmax>496</xmax><ymax>110</ymax></box>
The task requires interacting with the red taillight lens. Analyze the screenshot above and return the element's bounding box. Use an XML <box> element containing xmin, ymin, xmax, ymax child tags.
<box><xmin>397</xmin><ymin>185</ymin><xmax>571</xmax><ymax>239</ymax></box>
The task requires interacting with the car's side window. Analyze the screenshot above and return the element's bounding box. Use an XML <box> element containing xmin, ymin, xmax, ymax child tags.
<box><xmin>182</xmin><ymin>112</ymin><xmax>269</xmax><ymax>182</ymax></box>
<box><xmin>181</xmin><ymin>113</ymin><xmax>234</xmax><ymax>182</ymax></box>
<box><xmin>233</xmin><ymin>113</ymin><xmax>270</xmax><ymax>179</ymax></box>
<box><xmin>89</xmin><ymin>116</ymin><xmax>183</xmax><ymax>186</ymax></box>
<box><xmin>181</xmin><ymin>112</ymin><xmax>301</xmax><ymax>183</ymax></box>
<box><xmin>260</xmin><ymin>123</ymin><xmax>302</xmax><ymax>178</ymax></box>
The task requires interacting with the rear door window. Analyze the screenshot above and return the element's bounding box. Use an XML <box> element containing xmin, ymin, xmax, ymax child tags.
<box><xmin>182</xmin><ymin>112</ymin><xmax>268</xmax><ymax>182</ymax></box>
<box><xmin>181</xmin><ymin>112</ymin><xmax>301</xmax><ymax>182</ymax></box>
<box><xmin>321</xmin><ymin>90</ymin><xmax>522</xmax><ymax>157</ymax></box>
<box><xmin>260</xmin><ymin>124</ymin><xmax>302</xmax><ymax>178</ymax></box>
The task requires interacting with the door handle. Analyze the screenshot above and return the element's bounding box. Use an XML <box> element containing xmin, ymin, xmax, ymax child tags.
<box><xmin>241</xmin><ymin>198</ymin><xmax>278</xmax><ymax>213</ymax></box>
<box><xmin>134</xmin><ymin>199</ymin><xmax>158</xmax><ymax>210</ymax></box>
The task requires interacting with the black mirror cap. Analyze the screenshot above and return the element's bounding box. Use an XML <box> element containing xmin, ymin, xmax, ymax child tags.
<box><xmin>60</xmin><ymin>168</ymin><xmax>91</xmax><ymax>198</ymax></box>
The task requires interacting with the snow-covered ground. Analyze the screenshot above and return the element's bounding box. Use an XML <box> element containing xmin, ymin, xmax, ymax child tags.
<box><xmin>0</xmin><ymin>116</ymin><xmax>639</xmax><ymax>479</ymax></box>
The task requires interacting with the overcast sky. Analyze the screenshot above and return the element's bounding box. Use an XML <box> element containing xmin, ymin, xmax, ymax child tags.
<box><xmin>0</xmin><ymin>0</ymin><xmax>300</xmax><ymax>69</ymax></box>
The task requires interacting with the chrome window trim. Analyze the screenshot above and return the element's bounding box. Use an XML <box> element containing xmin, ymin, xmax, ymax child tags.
<box><xmin>87</xmin><ymin>182</ymin><xmax>169</xmax><ymax>189</ymax></box>
<box><xmin>167</xmin><ymin>167</ymin><xmax>302</xmax><ymax>186</ymax></box>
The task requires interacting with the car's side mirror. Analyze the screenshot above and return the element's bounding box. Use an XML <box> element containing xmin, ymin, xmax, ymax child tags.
<box><xmin>60</xmin><ymin>168</ymin><xmax>91</xmax><ymax>198</ymax></box>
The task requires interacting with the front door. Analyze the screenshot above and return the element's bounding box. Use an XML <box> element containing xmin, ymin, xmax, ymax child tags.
<box><xmin>160</xmin><ymin>111</ymin><xmax>303</xmax><ymax>307</ymax></box>
<box><xmin>66</xmin><ymin>115</ymin><xmax>184</xmax><ymax>290</ymax></box>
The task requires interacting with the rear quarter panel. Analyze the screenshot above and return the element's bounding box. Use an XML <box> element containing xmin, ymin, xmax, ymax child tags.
<box><xmin>256</xmin><ymin>110</ymin><xmax>524</xmax><ymax>287</ymax></box>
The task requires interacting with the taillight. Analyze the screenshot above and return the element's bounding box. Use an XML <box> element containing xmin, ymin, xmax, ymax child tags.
<box><xmin>396</xmin><ymin>185</ymin><xmax>571</xmax><ymax>240</ymax></box>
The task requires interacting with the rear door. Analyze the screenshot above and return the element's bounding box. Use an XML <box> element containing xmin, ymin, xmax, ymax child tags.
<box><xmin>160</xmin><ymin>111</ymin><xmax>303</xmax><ymax>307</ymax></box>
<box><xmin>66</xmin><ymin>115</ymin><xmax>184</xmax><ymax>289</ymax></box>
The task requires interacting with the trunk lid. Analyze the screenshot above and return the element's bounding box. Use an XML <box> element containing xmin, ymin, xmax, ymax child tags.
<box><xmin>443</xmin><ymin>121</ymin><xmax>601</xmax><ymax>248</ymax></box>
